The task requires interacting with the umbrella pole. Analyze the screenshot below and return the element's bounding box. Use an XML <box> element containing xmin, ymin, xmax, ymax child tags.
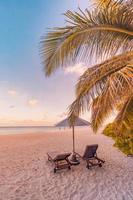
<box><xmin>71</xmin><ymin>125</ymin><xmax>80</xmax><ymax>165</ymax></box>
<box><xmin>72</xmin><ymin>125</ymin><xmax>75</xmax><ymax>153</ymax></box>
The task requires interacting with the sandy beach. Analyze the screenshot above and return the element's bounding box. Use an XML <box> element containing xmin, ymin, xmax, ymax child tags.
<box><xmin>0</xmin><ymin>127</ymin><xmax>133</xmax><ymax>200</ymax></box>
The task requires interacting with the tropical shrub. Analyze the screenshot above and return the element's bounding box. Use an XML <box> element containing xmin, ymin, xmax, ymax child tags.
<box><xmin>103</xmin><ymin>123</ymin><xmax>133</xmax><ymax>155</ymax></box>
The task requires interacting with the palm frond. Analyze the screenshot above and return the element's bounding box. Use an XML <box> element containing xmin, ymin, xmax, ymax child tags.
<box><xmin>68</xmin><ymin>52</ymin><xmax>133</xmax><ymax>129</ymax></box>
<box><xmin>91</xmin><ymin>78</ymin><xmax>115</xmax><ymax>132</ymax></box>
<box><xmin>76</xmin><ymin>52</ymin><xmax>133</xmax><ymax>98</ymax></box>
<box><xmin>40</xmin><ymin>26</ymin><xmax>76</xmax><ymax>76</ymax></box>
<box><xmin>93</xmin><ymin>0</ymin><xmax>122</xmax><ymax>8</ymax></box>
<box><xmin>94</xmin><ymin>0</ymin><xmax>133</xmax><ymax>8</ymax></box>
<box><xmin>41</xmin><ymin>3</ymin><xmax>133</xmax><ymax>76</ymax></box>
<box><xmin>115</xmin><ymin>95</ymin><xmax>133</xmax><ymax>130</ymax></box>
<box><xmin>91</xmin><ymin>71</ymin><xmax>133</xmax><ymax>131</ymax></box>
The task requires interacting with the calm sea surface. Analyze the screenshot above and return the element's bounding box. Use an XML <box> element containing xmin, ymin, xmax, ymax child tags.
<box><xmin>0</xmin><ymin>126</ymin><xmax>60</xmax><ymax>135</ymax></box>
<box><xmin>0</xmin><ymin>126</ymin><xmax>86</xmax><ymax>135</ymax></box>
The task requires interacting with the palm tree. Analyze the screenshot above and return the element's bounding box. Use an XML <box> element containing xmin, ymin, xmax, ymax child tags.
<box><xmin>41</xmin><ymin>0</ymin><xmax>133</xmax><ymax>132</ymax></box>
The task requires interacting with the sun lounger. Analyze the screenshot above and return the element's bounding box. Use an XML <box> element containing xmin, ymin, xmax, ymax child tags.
<box><xmin>47</xmin><ymin>152</ymin><xmax>71</xmax><ymax>173</ymax></box>
<box><xmin>76</xmin><ymin>144</ymin><xmax>105</xmax><ymax>169</ymax></box>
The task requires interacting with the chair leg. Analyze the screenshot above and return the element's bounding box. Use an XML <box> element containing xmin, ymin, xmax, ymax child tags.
<box><xmin>66</xmin><ymin>158</ymin><xmax>71</xmax><ymax>170</ymax></box>
<box><xmin>86</xmin><ymin>158</ymin><xmax>104</xmax><ymax>169</ymax></box>
<box><xmin>95</xmin><ymin>156</ymin><xmax>105</xmax><ymax>163</ymax></box>
<box><xmin>86</xmin><ymin>160</ymin><xmax>93</xmax><ymax>169</ymax></box>
<box><xmin>68</xmin><ymin>165</ymin><xmax>71</xmax><ymax>170</ymax></box>
<box><xmin>47</xmin><ymin>154</ymin><xmax>53</xmax><ymax>162</ymax></box>
<box><xmin>99</xmin><ymin>163</ymin><xmax>102</xmax><ymax>167</ymax></box>
<box><xmin>95</xmin><ymin>157</ymin><xmax>104</xmax><ymax>167</ymax></box>
<box><xmin>86</xmin><ymin>161</ymin><xmax>90</xmax><ymax>169</ymax></box>
<box><xmin>48</xmin><ymin>157</ymin><xmax>52</xmax><ymax>162</ymax></box>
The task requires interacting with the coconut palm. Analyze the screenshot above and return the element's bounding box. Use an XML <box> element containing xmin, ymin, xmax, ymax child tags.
<box><xmin>41</xmin><ymin>0</ymin><xmax>133</xmax><ymax>131</ymax></box>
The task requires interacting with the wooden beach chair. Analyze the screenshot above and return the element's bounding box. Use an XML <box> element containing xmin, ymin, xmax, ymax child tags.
<box><xmin>47</xmin><ymin>152</ymin><xmax>71</xmax><ymax>173</ymax></box>
<box><xmin>76</xmin><ymin>144</ymin><xmax>105</xmax><ymax>169</ymax></box>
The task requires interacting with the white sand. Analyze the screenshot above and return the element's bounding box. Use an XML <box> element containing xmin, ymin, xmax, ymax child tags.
<box><xmin>0</xmin><ymin>127</ymin><xmax>133</xmax><ymax>200</ymax></box>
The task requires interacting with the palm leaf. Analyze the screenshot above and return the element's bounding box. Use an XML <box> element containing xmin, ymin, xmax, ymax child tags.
<box><xmin>68</xmin><ymin>52</ymin><xmax>133</xmax><ymax>128</ymax></box>
<box><xmin>94</xmin><ymin>0</ymin><xmax>133</xmax><ymax>8</ymax></box>
<box><xmin>115</xmin><ymin>95</ymin><xmax>133</xmax><ymax>130</ymax></box>
<box><xmin>93</xmin><ymin>0</ymin><xmax>121</xmax><ymax>8</ymax></box>
<box><xmin>76</xmin><ymin>52</ymin><xmax>133</xmax><ymax>98</ymax></box>
<box><xmin>91</xmin><ymin>71</ymin><xmax>133</xmax><ymax>131</ymax></box>
<box><xmin>41</xmin><ymin>3</ymin><xmax>133</xmax><ymax>76</ymax></box>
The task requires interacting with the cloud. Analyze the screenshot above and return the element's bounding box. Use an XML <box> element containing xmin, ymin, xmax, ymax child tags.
<box><xmin>64</xmin><ymin>63</ymin><xmax>87</xmax><ymax>75</ymax></box>
<box><xmin>8</xmin><ymin>89</ymin><xmax>18</xmax><ymax>96</ymax></box>
<box><xmin>9</xmin><ymin>105</ymin><xmax>15</xmax><ymax>109</ymax></box>
<box><xmin>57</xmin><ymin>112</ymin><xmax>67</xmax><ymax>118</ymax></box>
<box><xmin>28</xmin><ymin>99</ymin><xmax>39</xmax><ymax>107</ymax></box>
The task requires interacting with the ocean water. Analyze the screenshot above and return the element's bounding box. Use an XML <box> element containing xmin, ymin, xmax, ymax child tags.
<box><xmin>0</xmin><ymin>126</ymin><xmax>85</xmax><ymax>135</ymax></box>
<box><xmin>0</xmin><ymin>126</ymin><xmax>88</xmax><ymax>135</ymax></box>
<box><xmin>0</xmin><ymin>126</ymin><xmax>62</xmax><ymax>135</ymax></box>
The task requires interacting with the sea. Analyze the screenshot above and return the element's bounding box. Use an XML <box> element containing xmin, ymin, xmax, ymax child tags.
<box><xmin>0</xmin><ymin>126</ymin><xmax>85</xmax><ymax>135</ymax></box>
<box><xmin>0</xmin><ymin>126</ymin><xmax>64</xmax><ymax>135</ymax></box>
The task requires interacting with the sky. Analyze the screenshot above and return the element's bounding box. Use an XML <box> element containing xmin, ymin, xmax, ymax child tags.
<box><xmin>0</xmin><ymin>0</ymin><xmax>91</xmax><ymax>126</ymax></box>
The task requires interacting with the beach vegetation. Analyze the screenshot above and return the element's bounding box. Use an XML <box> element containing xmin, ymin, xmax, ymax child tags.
<box><xmin>103</xmin><ymin>122</ymin><xmax>133</xmax><ymax>155</ymax></box>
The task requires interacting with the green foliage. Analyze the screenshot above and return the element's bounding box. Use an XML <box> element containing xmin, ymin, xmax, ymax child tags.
<box><xmin>103</xmin><ymin>123</ymin><xmax>133</xmax><ymax>155</ymax></box>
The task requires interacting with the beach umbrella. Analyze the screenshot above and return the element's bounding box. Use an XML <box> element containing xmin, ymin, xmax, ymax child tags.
<box><xmin>55</xmin><ymin>117</ymin><xmax>90</xmax><ymax>164</ymax></box>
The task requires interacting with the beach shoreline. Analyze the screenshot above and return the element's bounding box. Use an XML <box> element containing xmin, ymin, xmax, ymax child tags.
<box><xmin>0</xmin><ymin>128</ymin><xmax>133</xmax><ymax>200</ymax></box>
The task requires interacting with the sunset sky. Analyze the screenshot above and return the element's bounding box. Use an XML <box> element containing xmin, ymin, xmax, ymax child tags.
<box><xmin>0</xmin><ymin>0</ymin><xmax>90</xmax><ymax>126</ymax></box>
